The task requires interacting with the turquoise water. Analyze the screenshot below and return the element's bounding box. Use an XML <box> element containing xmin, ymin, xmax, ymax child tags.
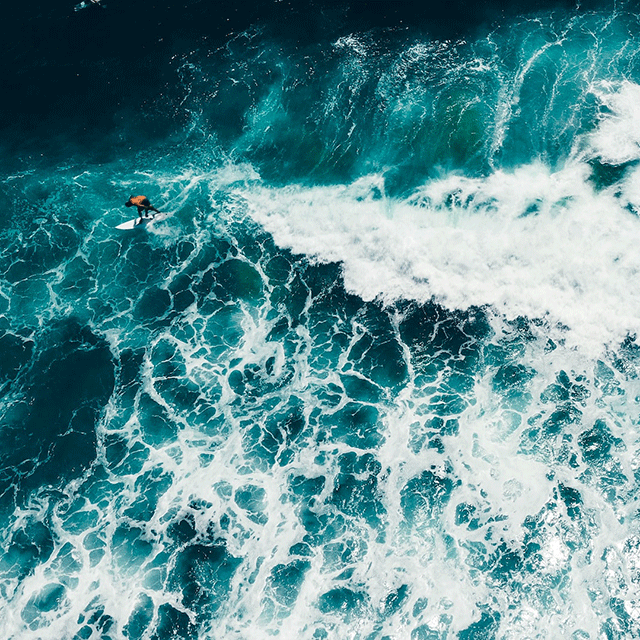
<box><xmin>2</xmin><ymin>2</ymin><xmax>640</xmax><ymax>638</ymax></box>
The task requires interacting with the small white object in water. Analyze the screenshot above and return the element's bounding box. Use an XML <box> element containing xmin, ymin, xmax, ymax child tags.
<box><xmin>74</xmin><ymin>0</ymin><xmax>105</xmax><ymax>11</ymax></box>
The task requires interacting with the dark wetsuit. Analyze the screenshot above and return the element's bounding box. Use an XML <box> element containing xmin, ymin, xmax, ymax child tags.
<box><xmin>125</xmin><ymin>195</ymin><xmax>160</xmax><ymax>219</ymax></box>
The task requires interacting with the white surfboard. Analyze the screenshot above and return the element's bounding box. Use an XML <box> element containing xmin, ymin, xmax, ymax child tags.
<box><xmin>116</xmin><ymin>212</ymin><xmax>168</xmax><ymax>230</ymax></box>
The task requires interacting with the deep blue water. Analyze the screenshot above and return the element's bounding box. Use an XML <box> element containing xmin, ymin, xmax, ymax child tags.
<box><xmin>3</xmin><ymin>1</ymin><xmax>640</xmax><ymax>638</ymax></box>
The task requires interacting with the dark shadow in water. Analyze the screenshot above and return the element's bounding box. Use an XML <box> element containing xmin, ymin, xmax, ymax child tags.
<box><xmin>0</xmin><ymin>318</ymin><xmax>115</xmax><ymax>510</ymax></box>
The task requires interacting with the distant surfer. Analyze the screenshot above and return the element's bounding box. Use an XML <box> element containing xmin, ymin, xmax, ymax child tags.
<box><xmin>124</xmin><ymin>195</ymin><xmax>161</xmax><ymax>223</ymax></box>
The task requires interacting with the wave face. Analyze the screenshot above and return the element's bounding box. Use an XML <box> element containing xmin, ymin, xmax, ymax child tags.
<box><xmin>3</xmin><ymin>1</ymin><xmax>640</xmax><ymax>639</ymax></box>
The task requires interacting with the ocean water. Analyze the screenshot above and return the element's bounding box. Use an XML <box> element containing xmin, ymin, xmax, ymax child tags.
<box><xmin>3</xmin><ymin>0</ymin><xmax>640</xmax><ymax>638</ymax></box>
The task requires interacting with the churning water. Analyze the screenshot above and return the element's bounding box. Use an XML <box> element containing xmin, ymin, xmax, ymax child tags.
<box><xmin>2</xmin><ymin>1</ymin><xmax>640</xmax><ymax>638</ymax></box>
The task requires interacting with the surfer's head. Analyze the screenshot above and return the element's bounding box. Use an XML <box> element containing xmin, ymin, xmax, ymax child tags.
<box><xmin>125</xmin><ymin>199</ymin><xmax>133</xmax><ymax>207</ymax></box>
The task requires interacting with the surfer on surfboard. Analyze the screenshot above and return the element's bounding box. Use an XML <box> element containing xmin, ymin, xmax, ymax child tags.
<box><xmin>124</xmin><ymin>195</ymin><xmax>161</xmax><ymax>223</ymax></box>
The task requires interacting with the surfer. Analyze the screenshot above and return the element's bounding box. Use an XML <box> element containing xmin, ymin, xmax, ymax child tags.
<box><xmin>124</xmin><ymin>195</ymin><xmax>161</xmax><ymax>221</ymax></box>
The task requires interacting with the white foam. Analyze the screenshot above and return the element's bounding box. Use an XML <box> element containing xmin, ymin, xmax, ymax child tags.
<box><xmin>587</xmin><ymin>80</ymin><xmax>640</xmax><ymax>165</ymax></box>
<box><xmin>241</xmin><ymin>151</ymin><xmax>640</xmax><ymax>357</ymax></box>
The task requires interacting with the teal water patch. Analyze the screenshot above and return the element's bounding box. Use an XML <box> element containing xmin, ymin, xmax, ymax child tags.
<box><xmin>458</xmin><ymin>611</ymin><xmax>500</xmax><ymax>639</ymax></box>
<box><xmin>171</xmin><ymin>543</ymin><xmax>242</xmax><ymax>622</ymax></box>
<box><xmin>317</xmin><ymin>586</ymin><xmax>368</xmax><ymax>620</ymax></box>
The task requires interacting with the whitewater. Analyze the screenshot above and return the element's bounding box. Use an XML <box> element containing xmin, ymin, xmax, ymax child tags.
<box><xmin>2</xmin><ymin>2</ymin><xmax>640</xmax><ymax>639</ymax></box>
